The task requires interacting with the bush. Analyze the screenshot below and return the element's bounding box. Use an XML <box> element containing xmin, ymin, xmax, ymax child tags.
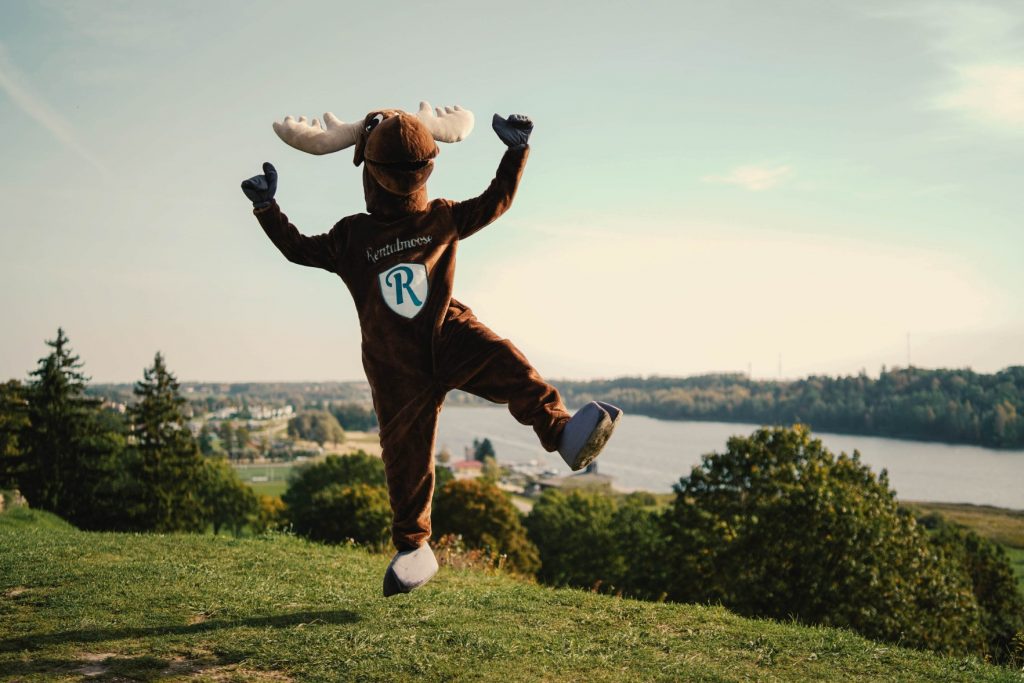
<box><xmin>253</xmin><ymin>494</ymin><xmax>287</xmax><ymax>534</ymax></box>
<box><xmin>433</xmin><ymin>464</ymin><xmax>454</xmax><ymax>495</ymax></box>
<box><xmin>432</xmin><ymin>479</ymin><xmax>539</xmax><ymax>575</ymax></box>
<box><xmin>304</xmin><ymin>483</ymin><xmax>391</xmax><ymax>547</ymax></box>
<box><xmin>661</xmin><ymin>425</ymin><xmax>986</xmax><ymax>656</ymax></box>
<box><xmin>526</xmin><ymin>489</ymin><xmax>662</xmax><ymax>596</ymax></box>
<box><xmin>922</xmin><ymin>515</ymin><xmax>1024</xmax><ymax>663</ymax></box>
<box><xmin>198</xmin><ymin>457</ymin><xmax>259</xmax><ymax>536</ymax></box>
<box><xmin>282</xmin><ymin>452</ymin><xmax>386</xmax><ymax>541</ymax></box>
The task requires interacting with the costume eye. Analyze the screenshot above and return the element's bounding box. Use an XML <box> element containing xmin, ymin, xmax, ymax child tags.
<box><xmin>365</xmin><ymin>113</ymin><xmax>384</xmax><ymax>132</ymax></box>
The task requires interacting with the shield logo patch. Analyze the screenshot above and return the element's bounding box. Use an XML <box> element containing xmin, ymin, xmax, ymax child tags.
<box><xmin>378</xmin><ymin>263</ymin><xmax>429</xmax><ymax>318</ymax></box>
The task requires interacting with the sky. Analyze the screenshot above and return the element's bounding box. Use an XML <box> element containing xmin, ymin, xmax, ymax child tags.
<box><xmin>1</xmin><ymin>0</ymin><xmax>1022</xmax><ymax>383</ymax></box>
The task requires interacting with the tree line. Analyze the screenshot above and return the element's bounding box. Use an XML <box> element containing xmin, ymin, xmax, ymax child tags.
<box><xmin>87</xmin><ymin>363</ymin><xmax>1024</xmax><ymax>450</ymax></box>
<box><xmin>555</xmin><ymin>366</ymin><xmax>1024</xmax><ymax>448</ymax></box>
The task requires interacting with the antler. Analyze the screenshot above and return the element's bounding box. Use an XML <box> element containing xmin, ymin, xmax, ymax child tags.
<box><xmin>272</xmin><ymin>112</ymin><xmax>361</xmax><ymax>155</ymax></box>
<box><xmin>416</xmin><ymin>101</ymin><xmax>474</xmax><ymax>143</ymax></box>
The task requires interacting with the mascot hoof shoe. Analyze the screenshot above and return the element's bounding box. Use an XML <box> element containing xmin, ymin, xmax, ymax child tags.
<box><xmin>558</xmin><ymin>401</ymin><xmax>622</xmax><ymax>471</ymax></box>
<box><xmin>383</xmin><ymin>544</ymin><xmax>439</xmax><ymax>597</ymax></box>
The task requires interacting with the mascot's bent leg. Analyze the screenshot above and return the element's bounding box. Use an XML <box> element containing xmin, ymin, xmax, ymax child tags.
<box><xmin>436</xmin><ymin>301</ymin><xmax>621</xmax><ymax>470</ymax></box>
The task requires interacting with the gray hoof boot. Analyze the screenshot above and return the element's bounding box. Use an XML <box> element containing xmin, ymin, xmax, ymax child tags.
<box><xmin>557</xmin><ymin>401</ymin><xmax>622</xmax><ymax>471</ymax></box>
<box><xmin>382</xmin><ymin>543</ymin><xmax>439</xmax><ymax>597</ymax></box>
<box><xmin>595</xmin><ymin>401</ymin><xmax>623</xmax><ymax>425</ymax></box>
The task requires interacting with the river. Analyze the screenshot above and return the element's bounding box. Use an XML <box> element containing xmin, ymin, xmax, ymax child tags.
<box><xmin>435</xmin><ymin>406</ymin><xmax>1024</xmax><ymax>509</ymax></box>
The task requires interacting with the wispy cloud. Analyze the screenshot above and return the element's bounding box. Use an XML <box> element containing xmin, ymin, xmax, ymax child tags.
<box><xmin>878</xmin><ymin>2</ymin><xmax>1024</xmax><ymax>132</ymax></box>
<box><xmin>0</xmin><ymin>42</ymin><xmax>107</xmax><ymax>174</ymax></box>
<box><xmin>701</xmin><ymin>164</ymin><xmax>793</xmax><ymax>191</ymax></box>
<box><xmin>935</xmin><ymin>64</ymin><xmax>1024</xmax><ymax>128</ymax></box>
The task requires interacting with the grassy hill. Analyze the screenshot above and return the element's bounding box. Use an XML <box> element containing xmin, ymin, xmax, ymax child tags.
<box><xmin>2</xmin><ymin>509</ymin><xmax>1021</xmax><ymax>682</ymax></box>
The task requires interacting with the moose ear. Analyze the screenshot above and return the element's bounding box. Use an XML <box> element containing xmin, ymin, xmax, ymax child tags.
<box><xmin>353</xmin><ymin>133</ymin><xmax>366</xmax><ymax>166</ymax></box>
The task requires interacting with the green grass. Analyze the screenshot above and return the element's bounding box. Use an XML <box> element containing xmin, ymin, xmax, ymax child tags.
<box><xmin>2</xmin><ymin>511</ymin><xmax>1021</xmax><ymax>682</ymax></box>
<box><xmin>234</xmin><ymin>463</ymin><xmax>294</xmax><ymax>499</ymax></box>
<box><xmin>0</xmin><ymin>506</ymin><xmax>75</xmax><ymax>532</ymax></box>
<box><xmin>233</xmin><ymin>462</ymin><xmax>296</xmax><ymax>482</ymax></box>
<box><xmin>248</xmin><ymin>480</ymin><xmax>288</xmax><ymax>498</ymax></box>
<box><xmin>904</xmin><ymin>501</ymin><xmax>1024</xmax><ymax>549</ymax></box>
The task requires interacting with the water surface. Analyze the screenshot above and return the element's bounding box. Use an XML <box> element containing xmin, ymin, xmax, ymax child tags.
<box><xmin>436</xmin><ymin>405</ymin><xmax>1024</xmax><ymax>509</ymax></box>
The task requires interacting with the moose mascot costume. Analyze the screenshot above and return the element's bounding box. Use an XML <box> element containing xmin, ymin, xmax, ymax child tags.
<box><xmin>242</xmin><ymin>102</ymin><xmax>621</xmax><ymax>596</ymax></box>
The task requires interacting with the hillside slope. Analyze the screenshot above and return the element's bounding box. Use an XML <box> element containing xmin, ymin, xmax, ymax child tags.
<box><xmin>1</xmin><ymin>509</ymin><xmax>1020</xmax><ymax>683</ymax></box>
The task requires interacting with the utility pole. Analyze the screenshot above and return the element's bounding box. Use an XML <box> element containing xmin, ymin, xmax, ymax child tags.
<box><xmin>906</xmin><ymin>332</ymin><xmax>911</xmax><ymax>368</ymax></box>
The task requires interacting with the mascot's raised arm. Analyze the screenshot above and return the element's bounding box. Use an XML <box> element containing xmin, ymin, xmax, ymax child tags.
<box><xmin>241</xmin><ymin>101</ymin><xmax>621</xmax><ymax>597</ymax></box>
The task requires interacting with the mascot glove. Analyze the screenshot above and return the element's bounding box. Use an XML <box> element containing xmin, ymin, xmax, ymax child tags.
<box><xmin>241</xmin><ymin>162</ymin><xmax>278</xmax><ymax>209</ymax></box>
<box><xmin>492</xmin><ymin>114</ymin><xmax>533</xmax><ymax>149</ymax></box>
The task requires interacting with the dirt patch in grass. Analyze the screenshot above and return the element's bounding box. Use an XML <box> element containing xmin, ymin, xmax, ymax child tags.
<box><xmin>71</xmin><ymin>648</ymin><xmax>295</xmax><ymax>682</ymax></box>
<box><xmin>76</xmin><ymin>651</ymin><xmax>120</xmax><ymax>677</ymax></box>
<box><xmin>3</xmin><ymin>586</ymin><xmax>28</xmax><ymax>598</ymax></box>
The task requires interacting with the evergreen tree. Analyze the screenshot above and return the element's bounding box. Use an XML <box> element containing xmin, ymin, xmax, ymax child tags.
<box><xmin>129</xmin><ymin>352</ymin><xmax>207</xmax><ymax>532</ymax></box>
<box><xmin>17</xmin><ymin>329</ymin><xmax>125</xmax><ymax>527</ymax></box>
<box><xmin>473</xmin><ymin>437</ymin><xmax>495</xmax><ymax>462</ymax></box>
<box><xmin>0</xmin><ymin>380</ymin><xmax>29</xmax><ymax>489</ymax></box>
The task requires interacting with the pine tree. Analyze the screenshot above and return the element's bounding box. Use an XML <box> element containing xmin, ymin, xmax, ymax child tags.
<box><xmin>0</xmin><ymin>380</ymin><xmax>29</xmax><ymax>489</ymax></box>
<box><xmin>129</xmin><ymin>352</ymin><xmax>207</xmax><ymax>532</ymax></box>
<box><xmin>18</xmin><ymin>328</ymin><xmax>124</xmax><ymax>527</ymax></box>
<box><xmin>473</xmin><ymin>437</ymin><xmax>495</xmax><ymax>462</ymax></box>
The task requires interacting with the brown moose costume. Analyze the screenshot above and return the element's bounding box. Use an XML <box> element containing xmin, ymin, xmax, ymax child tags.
<box><xmin>242</xmin><ymin>103</ymin><xmax>620</xmax><ymax>595</ymax></box>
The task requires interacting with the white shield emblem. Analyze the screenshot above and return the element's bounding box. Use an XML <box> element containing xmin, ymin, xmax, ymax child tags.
<box><xmin>378</xmin><ymin>263</ymin><xmax>429</xmax><ymax>318</ymax></box>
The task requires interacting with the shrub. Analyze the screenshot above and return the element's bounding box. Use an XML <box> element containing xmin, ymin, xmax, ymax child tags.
<box><xmin>526</xmin><ymin>489</ymin><xmax>662</xmax><ymax>596</ymax></box>
<box><xmin>305</xmin><ymin>483</ymin><xmax>392</xmax><ymax>547</ymax></box>
<box><xmin>661</xmin><ymin>425</ymin><xmax>986</xmax><ymax>656</ymax></box>
<box><xmin>198</xmin><ymin>457</ymin><xmax>259</xmax><ymax>536</ymax></box>
<box><xmin>432</xmin><ymin>479</ymin><xmax>539</xmax><ymax>575</ymax></box>
<box><xmin>282</xmin><ymin>452</ymin><xmax>386</xmax><ymax>540</ymax></box>
<box><xmin>253</xmin><ymin>494</ymin><xmax>287</xmax><ymax>534</ymax></box>
<box><xmin>922</xmin><ymin>515</ymin><xmax>1024</xmax><ymax>663</ymax></box>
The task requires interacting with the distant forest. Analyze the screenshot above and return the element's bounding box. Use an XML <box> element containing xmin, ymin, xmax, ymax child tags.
<box><xmin>547</xmin><ymin>366</ymin><xmax>1024</xmax><ymax>449</ymax></box>
<box><xmin>90</xmin><ymin>366</ymin><xmax>1024</xmax><ymax>449</ymax></box>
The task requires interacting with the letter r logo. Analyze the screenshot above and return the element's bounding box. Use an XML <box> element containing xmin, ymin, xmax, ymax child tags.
<box><xmin>378</xmin><ymin>263</ymin><xmax>429</xmax><ymax>318</ymax></box>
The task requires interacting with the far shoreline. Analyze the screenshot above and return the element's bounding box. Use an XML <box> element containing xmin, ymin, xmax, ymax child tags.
<box><xmin>442</xmin><ymin>401</ymin><xmax>1024</xmax><ymax>454</ymax></box>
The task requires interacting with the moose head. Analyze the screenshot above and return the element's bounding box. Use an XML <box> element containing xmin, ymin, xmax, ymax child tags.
<box><xmin>272</xmin><ymin>102</ymin><xmax>474</xmax><ymax>216</ymax></box>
